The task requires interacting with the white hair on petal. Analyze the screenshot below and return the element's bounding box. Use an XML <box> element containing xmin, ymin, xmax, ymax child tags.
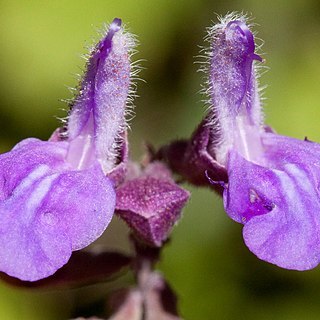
<box><xmin>195</xmin><ymin>12</ymin><xmax>267</xmax><ymax>153</ymax></box>
<box><xmin>58</xmin><ymin>20</ymin><xmax>144</xmax><ymax>165</ymax></box>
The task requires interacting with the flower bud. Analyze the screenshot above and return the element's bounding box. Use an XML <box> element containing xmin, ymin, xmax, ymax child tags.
<box><xmin>116</xmin><ymin>163</ymin><xmax>190</xmax><ymax>247</ymax></box>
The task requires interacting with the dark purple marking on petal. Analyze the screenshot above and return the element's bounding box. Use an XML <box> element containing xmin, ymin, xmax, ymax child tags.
<box><xmin>224</xmin><ymin>150</ymin><xmax>277</xmax><ymax>224</ymax></box>
<box><xmin>226</xmin><ymin>20</ymin><xmax>262</xmax><ymax>62</ymax></box>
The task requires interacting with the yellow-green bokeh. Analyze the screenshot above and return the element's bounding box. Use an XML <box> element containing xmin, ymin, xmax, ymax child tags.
<box><xmin>1</xmin><ymin>0</ymin><xmax>320</xmax><ymax>319</ymax></box>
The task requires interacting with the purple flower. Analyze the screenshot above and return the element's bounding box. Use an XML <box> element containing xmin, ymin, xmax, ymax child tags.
<box><xmin>0</xmin><ymin>18</ymin><xmax>135</xmax><ymax>281</ymax></box>
<box><xmin>156</xmin><ymin>13</ymin><xmax>320</xmax><ymax>270</ymax></box>
<box><xmin>206</xmin><ymin>14</ymin><xmax>320</xmax><ymax>270</ymax></box>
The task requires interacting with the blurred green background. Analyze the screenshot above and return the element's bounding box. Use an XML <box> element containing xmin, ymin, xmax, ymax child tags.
<box><xmin>1</xmin><ymin>0</ymin><xmax>320</xmax><ymax>319</ymax></box>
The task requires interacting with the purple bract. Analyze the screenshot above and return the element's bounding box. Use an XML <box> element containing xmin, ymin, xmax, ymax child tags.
<box><xmin>116</xmin><ymin>162</ymin><xmax>190</xmax><ymax>247</ymax></box>
<box><xmin>0</xmin><ymin>18</ymin><xmax>134</xmax><ymax>281</ymax></box>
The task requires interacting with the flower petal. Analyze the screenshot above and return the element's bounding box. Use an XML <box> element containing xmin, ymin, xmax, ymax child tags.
<box><xmin>262</xmin><ymin>132</ymin><xmax>320</xmax><ymax>173</ymax></box>
<box><xmin>0</xmin><ymin>139</ymin><xmax>116</xmax><ymax>280</ymax></box>
<box><xmin>0</xmin><ymin>138</ymin><xmax>69</xmax><ymax>200</ymax></box>
<box><xmin>67</xmin><ymin>18</ymin><xmax>135</xmax><ymax>173</ymax></box>
<box><xmin>206</xmin><ymin>15</ymin><xmax>263</xmax><ymax>165</ymax></box>
<box><xmin>225</xmin><ymin>147</ymin><xmax>320</xmax><ymax>270</ymax></box>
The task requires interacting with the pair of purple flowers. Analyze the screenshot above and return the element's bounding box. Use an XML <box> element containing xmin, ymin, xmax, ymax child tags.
<box><xmin>0</xmin><ymin>14</ymin><xmax>319</xmax><ymax>282</ymax></box>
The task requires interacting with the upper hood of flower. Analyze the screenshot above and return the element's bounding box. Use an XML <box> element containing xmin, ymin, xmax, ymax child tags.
<box><xmin>67</xmin><ymin>18</ymin><xmax>136</xmax><ymax>173</ymax></box>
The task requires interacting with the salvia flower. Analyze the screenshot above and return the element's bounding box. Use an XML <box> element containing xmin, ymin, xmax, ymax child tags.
<box><xmin>0</xmin><ymin>18</ymin><xmax>135</xmax><ymax>281</ymax></box>
<box><xmin>206</xmin><ymin>14</ymin><xmax>320</xmax><ymax>270</ymax></box>
<box><xmin>157</xmin><ymin>13</ymin><xmax>320</xmax><ymax>271</ymax></box>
